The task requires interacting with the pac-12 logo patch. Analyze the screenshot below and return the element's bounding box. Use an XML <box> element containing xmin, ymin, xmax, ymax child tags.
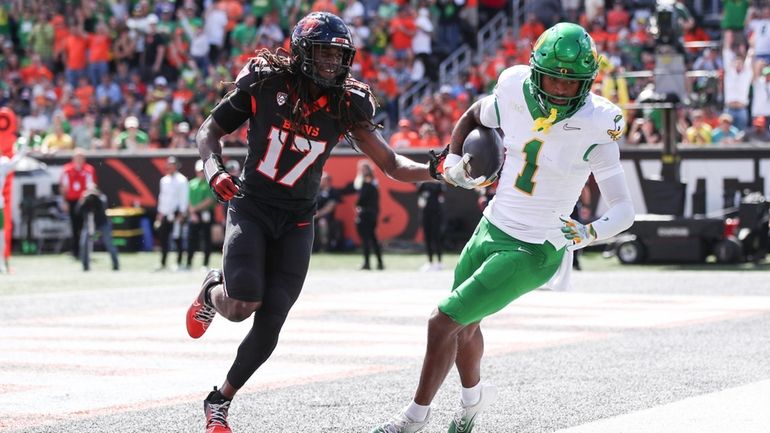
<box><xmin>277</xmin><ymin>92</ymin><xmax>288</xmax><ymax>106</ymax></box>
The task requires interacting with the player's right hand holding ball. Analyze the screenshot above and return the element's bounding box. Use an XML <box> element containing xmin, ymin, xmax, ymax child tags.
<box><xmin>442</xmin><ymin>153</ymin><xmax>486</xmax><ymax>189</ymax></box>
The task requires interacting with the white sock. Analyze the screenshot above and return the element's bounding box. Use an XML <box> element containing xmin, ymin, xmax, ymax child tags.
<box><xmin>404</xmin><ymin>400</ymin><xmax>430</xmax><ymax>422</ymax></box>
<box><xmin>461</xmin><ymin>381</ymin><xmax>482</xmax><ymax>406</ymax></box>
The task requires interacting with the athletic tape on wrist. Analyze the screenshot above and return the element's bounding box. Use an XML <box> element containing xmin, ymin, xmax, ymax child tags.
<box><xmin>203</xmin><ymin>155</ymin><xmax>226</xmax><ymax>184</ymax></box>
<box><xmin>443</xmin><ymin>153</ymin><xmax>462</xmax><ymax>170</ymax></box>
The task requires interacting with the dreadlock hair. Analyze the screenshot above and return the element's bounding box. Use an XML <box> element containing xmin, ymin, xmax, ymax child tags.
<box><xmin>245</xmin><ymin>47</ymin><xmax>380</xmax><ymax>150</ymax></box>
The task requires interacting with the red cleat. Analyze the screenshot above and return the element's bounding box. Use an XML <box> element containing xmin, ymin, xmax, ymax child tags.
<box><xmin>186</xmin><ymin>269</ymin><xmax>223</xmax><ymax>338</ymax></box>
<box><xmin>204</xmin><ymin>387</ymin><xmax>232</xmax><ymax>433</ymax></box>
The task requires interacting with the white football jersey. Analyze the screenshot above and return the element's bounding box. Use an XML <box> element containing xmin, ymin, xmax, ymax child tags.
<box><xmin>478</xmin><ymin>65</ymin><xmax>626</xmax><ymax>248</ymax></box>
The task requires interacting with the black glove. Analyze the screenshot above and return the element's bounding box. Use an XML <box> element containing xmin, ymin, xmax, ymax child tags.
<box><xmin>428</xmin><ymin>144</ymin><xmax>450</xmax><ymax>181</ymax></box>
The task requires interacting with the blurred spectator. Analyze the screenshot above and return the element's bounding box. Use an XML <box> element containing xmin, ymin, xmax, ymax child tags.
<box><xmin>413</xmin><ymin>7</ymin><xmax>434</xmax><ymax>80</ymax></box>
<box><xmin>627</xmin><ymin>116</ymin><xmax>662</xmax><ymax>146</ymax></box>
<box><xmin>562</xmin><ymin>0</ymin><xmax>580</xmax><ymax>23</ymax></box>
<box><xmin>389</xmin><ymin>5</ymin><xmax>416</xmax><ymax>60</ymax></box>
<box><xmin>314</xmin><ymin>172</ymin><xmax>342</xmax><ymax>252</ymax></box>
<box><xmin>19</xmin><ymin>53</ymin><xmax>53</xmax><ymax>86</ymax></box>
<box><xmin>95</xmin><ymin>73</ymin><xmax>124</xmax><ymax>113</ymax></box>
<box><xmin>41</xmin><ymin>114</ymin><xmax>74</xmax><ymax>153</ymax></box>
<box><xmin>722</xmin><ymin>44</ymin><xmax>752</xmax><ymax>131</ymax></box>
<box><xmin>435</xmin><ymin>0</ymin><xmax>464</xmax><ymax>55</ymax></box>
<box><xmin>685</xmin><ymin>109</ymin><xmax>713</xmax><ymax>145</ymax></box>
<box><xmin>744</xmin><ymin>116</ymin><xmax>770</xmax><ymax>142</ymax></box>
<box><xmin>78</xmin><ymin>185</ymin><xmax>119</xmax><ymax>272</ymax></box>
<box><xmin>28</xmin><ymin>12</ymin><xmax>55</xmax><ymax>65</ymax></box>
<box><xmin>87</xmin><ymin>21</ymin><xmax>112</xmax><ymax>86</ymax></box>
<box><xmin>749</xmin><ymin>6</ymin><xmax>770</xmax><ymax>63</ymax></box>
<box><xmin>751</xmin><ymin>65</ymin><xmax>770</xmax><ymax>124</ymax></box>
<box><xmin>417</xmin><ymin>123</ymin><xmax>441</xmax><ymax>148</ymax></box>
<box><xmin>169</xmin><ymin>121</ymin><xmax>193</xmax><ymax>148</ymax></box>
<box><xmin>256</xmin><ymin>12</ymin><xmax>284</xmax><ymax>48</ymax></box>
<box><xmin>389</xmin><ymin>119</ymin><xmax>419</xmax><ymax>148</ymax></box>
<box><xmin>712</xmin><ymin>113</ymin><xmax>744</xmax><ymax>145</ymax></box>
<box><xmin>60</xmin><ymin>149</ymin><xmax>97</xmax><ymax>260</ymax></box>
<box><xmin>154</xmin><ymin>156</ymin><xmax>188</xmax><ymax>271</ymax></box>
<box><xmin>203</xmin><ymin>1</ymin><xmax>228</xmax><ymax>64</ymax></box>
<box><xmin>479</xmin><ymin>0</ymin><xmax>507</xmax><ymax>27</ymax></box>
<box><xmin>606</xmin><ymin>2</ymin><xmax>630</xmax><ymax>34</ymax></box>
<box><xmin>417</xmin><ymin>181</ymin><xmax>445</xmax><ymax>271</ymax></box>
<box><xmin>116</xmin><ymin>116</ymin><xmax>149</xmax><ymax>150</ymax></box>
<box><xmin>62</xmin><ymin>24</ymin><xmax>89</xmax><ymax>88</ymax></box>
<box><xmin>519</xmin><ymin>13</ymin><xmax>545</xmax><ymax>44</ymax></box>
<box><xmin>112</xmin><ymin>25</ymin><xmax>136</xmax><ymax>65</ymax></box>
<box><xmin>94</xmin><ymin>117</ymin><xmax>117</xmax><ymax>149</ymax></box>
<box><xmin>525</xmin><ymin>0</ymin><xmax>562</xmax><ymax>28</ymax></box>
<box><xmin>71</xmin><ymin>113</ymin><xmax>99</xmax><ymax>150</ymax></box>
<box><xmin>722</xmin><ymin>0</ymin><xmax>750</xmax><ymax>49</ymax></box>
<box><xmin>342</xmin><ymin>0</ymin><xmax>366</xmax><ymax>24</ymax></box>
<box><xmin>352</xmin><ymin>160</ymin><xmax>383</xmax><ymax>270</ymax></box>
<box><xmin>140</xmin><ymin>18</ymin><xmax>168</xmax><ymax>82</ymax></box>
<box><xmin>186</xmin><ymin>160</ymin><xmax>215</xmax><ymax>271</ymax></box>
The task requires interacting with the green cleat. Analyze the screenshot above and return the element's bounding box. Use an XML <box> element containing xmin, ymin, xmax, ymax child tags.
<box><xmin>447</xmin><ymin>384</ymin><xmax>498</xmax><ymax>433</ymax></box>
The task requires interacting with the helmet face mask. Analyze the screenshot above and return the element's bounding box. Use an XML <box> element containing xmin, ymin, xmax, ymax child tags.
<box><xmin>291</xmin><ymin>12</ymin><xmax>356</xmax><ymax>88</ymax></box>
<box><xmin>529</xmin><ymin>23</ymin><xmax>599</xmax><ymax>118</ymax></box>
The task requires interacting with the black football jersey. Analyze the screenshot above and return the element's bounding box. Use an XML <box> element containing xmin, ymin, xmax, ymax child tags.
<box><xmin>226</xmin><ymin>58</ymin><xmax>377</xmax><ymax>212</ymax></box>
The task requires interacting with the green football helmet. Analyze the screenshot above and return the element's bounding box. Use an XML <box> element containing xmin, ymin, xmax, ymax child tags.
<box><xmin>529</xmin><ymin>23</ymin><xmax>599</xmax><ymax>119</ymax></box>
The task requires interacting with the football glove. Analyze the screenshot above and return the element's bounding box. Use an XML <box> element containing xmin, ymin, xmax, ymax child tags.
<box><xmin>428</xmin><ymin>144</ymin><xmax>450</xmax><ymax>180</ymax></box>
<box><xmin>560</xmin><ymin>215</ymin><xmax>596</xmax><ymax>252</ymax></box>
<box><xmin>203</xmin><ymin>154</ymin><xmax>243</xmax><ymax>202</ymax></box>
<box><xmin>443</xmin><ymin>153</ymin><xmax>486</xmax><ymax>189</ymax></box>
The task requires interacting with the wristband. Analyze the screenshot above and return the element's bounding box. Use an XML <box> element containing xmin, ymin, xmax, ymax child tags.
<box><xmin>203</xmin><ymin>154</ymin><xmax>227</xmax><ymax>183</ymax></box>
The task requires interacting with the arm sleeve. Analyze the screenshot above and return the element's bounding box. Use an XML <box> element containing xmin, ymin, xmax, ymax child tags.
<box><xmin>210</xmin><ymin>89</ymin><xmax>252</xmax><ymax>134</ymax></box>
<box><xmin>591</xmin><ymin>172</ymin><xmax>635</xmax><ymax>241</ymax></box>
<box><xmin>588</xmin><ymin>142</ymin><xmax>625</xmax><ymax>182</ymax></box>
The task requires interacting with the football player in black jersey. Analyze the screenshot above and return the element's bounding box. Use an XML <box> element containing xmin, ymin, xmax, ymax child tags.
<box><xmin>184</xmin><ymin>12</ymin><xmax>441</xmax><ymax>433</ymax></box>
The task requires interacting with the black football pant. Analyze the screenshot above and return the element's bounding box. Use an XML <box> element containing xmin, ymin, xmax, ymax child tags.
<box><xmin>186</xmin><ymin>219</ymin><xmax>212</xmax><ymax>268</ymax></box>
<box><xmin>158</xmin><ymin>217</ymin><xmax>183</xmax><ymax>268</ymax></box>
<box><xmin>422</xmin><ymin>209</ymin><xmax>443</xmax><ymax>263</ymax></box>
<box><xmin>356</xmin><ymin>211</ymin><xmax>382</xmax><ymax>268</ymax></box>
<box><xmin>67</xmin><ymin>199</ymin><xmax>82</xmax><ymax>258</ymax></box>
<box><xmin>222</xmin><ymin>196</ymin><xmax>313</xmax><ymax>390</ymax></box>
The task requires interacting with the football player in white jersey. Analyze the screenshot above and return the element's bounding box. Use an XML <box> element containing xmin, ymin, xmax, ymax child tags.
<box><xmin>372</xmin><ymin>23</ymin><xmax>635</xmax><ymax>433</ymax></box>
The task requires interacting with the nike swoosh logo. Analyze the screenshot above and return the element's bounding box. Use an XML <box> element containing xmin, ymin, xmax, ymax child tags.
<box><xmin>516</xmin><ymin>246</ymin><xmax>533</xmax><ymax>255</ymax></box>
<box><xmin>563</xmin><ymin>124</ymin><xmax>581</xmax><ymax>131</ymax></box>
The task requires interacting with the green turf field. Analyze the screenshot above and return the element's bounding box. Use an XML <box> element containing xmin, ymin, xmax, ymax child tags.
<box><xmin>1</xmin><ymin>251</ymin><xmax>767</xmax><ymax>295</ymax></box>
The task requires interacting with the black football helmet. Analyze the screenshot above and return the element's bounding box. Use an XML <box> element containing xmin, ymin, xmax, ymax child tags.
<box><xmin>291</xmin><ymin>12</ymin><xmax>356</xmax><ymax>88</ymax></box>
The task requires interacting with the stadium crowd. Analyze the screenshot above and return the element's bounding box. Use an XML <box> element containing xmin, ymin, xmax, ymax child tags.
<box><xmin>0</xmin><ymin>0</ymin><xmax>767</xmax><ymax>154</ymax></box>
<box><xmin>0</xmin><ymin>0</ymin><xmax>499</xmax><ymax>152</ymax></box>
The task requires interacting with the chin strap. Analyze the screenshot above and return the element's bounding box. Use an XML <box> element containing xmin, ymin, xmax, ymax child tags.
<box><xmin>532</xmin><ymin>108</ymin><xmax>558</xmax><ymax>133</ymax></box>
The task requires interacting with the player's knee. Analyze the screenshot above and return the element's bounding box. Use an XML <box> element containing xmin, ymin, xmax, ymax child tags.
<box><xmin>427</xmin><ymin>309</ymin><xmax>462</xmax><ymax>341</ymax></box>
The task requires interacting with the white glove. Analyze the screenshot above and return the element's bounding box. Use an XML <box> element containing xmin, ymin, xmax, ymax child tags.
<box><xmin>443</xmin><ymin>153</ymin><xmax>486</xmax><ymax>189</ymax></box>
<box><xmin>560</xmin><ymin>215</ymin><xmax>596</xmax><ymax>252</ymax></box>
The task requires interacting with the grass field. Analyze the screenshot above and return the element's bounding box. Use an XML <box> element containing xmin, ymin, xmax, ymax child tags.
<box><xmin>2</xmin><ymin>250</ymin><xmax>767</xmax><ymax>295</ymax></box>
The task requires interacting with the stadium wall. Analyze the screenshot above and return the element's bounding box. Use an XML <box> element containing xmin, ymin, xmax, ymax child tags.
<box><xmin>10</xmin><ymin>148</ymin><xmax>770</xmax><ymax>248</ymax></box>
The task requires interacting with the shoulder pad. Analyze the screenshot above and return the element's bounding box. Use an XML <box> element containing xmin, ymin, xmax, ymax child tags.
<box><xmin>344</xmin><ymin>78</ymin><xmax>378</xmax><ymax>122</ymax></box>
<box><xmin>234</xmin><ymin>57</ymin><xmax>281</xmax><ymax>92</ymax></box>
<box><xmin>589</xmin><ymin>95</ymin><xmax>625</xmax><ymax>143</ymax></box>
<box><xmin>493</xmin><ymin>65</ymin><xmax>529</xmax><ymax>100</ymax></box>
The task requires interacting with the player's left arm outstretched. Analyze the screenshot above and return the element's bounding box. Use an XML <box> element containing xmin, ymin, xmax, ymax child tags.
<box><xmin>561</xmin><ymin>139</ymin><xmax>635</xmax><ymax>252</ymax></box>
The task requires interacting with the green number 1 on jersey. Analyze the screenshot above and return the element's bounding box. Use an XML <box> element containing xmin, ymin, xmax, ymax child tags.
<box><xmin>514</xmin><ymin>138</ymin><xmax>543</xmax><ymax>195</ymax></box>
